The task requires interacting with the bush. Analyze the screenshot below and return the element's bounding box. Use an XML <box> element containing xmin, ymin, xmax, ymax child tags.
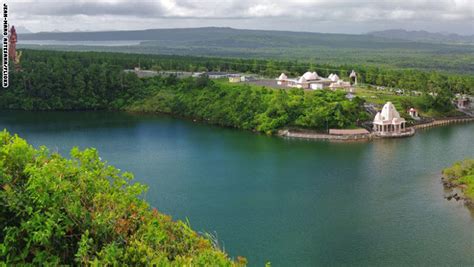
<box><xmin>0</xmin><ymin>130</ymin><xmax>244</xmax><ymax>266</ymax></box>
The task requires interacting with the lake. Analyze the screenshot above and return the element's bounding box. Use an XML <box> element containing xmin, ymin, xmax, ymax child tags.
<box><xmin>1</xmin><ymin>110</ymin><xmax>473</xmax><ymax>266</ymax></box>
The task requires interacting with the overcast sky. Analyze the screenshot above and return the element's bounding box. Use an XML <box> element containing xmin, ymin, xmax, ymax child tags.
<box><xmin>8</xmin><ymin>0</ymin><xmax>474</xmax><ymax>35</ymax></box>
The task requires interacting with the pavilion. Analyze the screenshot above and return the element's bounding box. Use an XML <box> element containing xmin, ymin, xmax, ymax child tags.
<box><xmin>373</xmin><ymin>102</ymin><xmax>407</xmax><ymax>135</ymax></box>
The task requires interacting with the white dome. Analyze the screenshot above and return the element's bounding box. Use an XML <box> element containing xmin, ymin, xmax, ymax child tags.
<box><xmin>278</xmin><ymin>73</ymin><xmax>288</xmax><ymax>80</ymax></box>
<box><xmin>302</xmin><ymin>71</ymin><xmax>317</xmax><ymax>80</ymax></box>
<box><xmin>381</xmin><ymin>102</ymin><xmax>401</xmax><ymax>121</ymax></box>
<box><xmin>330</xmin><ymin>74</ymin><xmax>340</xmax><ymax>82</ymax></box>
<box><xmin>298</xmin><ymin>76</ymin><xmax>307</xmax><ymax>83</ymax></box>
<box><xmin>374</xmin><ymin>112</ymin><xmax>383</xmax><ymax>123</ymax></box>
<box><xmin>312</xmin><ymin>71</ymin><xmax>319</xmax><ymax>78</ymax></box>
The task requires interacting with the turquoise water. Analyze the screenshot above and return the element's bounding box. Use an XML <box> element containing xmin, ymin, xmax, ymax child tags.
<box><xmin>1</xmin><ymin>111</ymin><xmax>473</xmax><ymax>266</ymax></box>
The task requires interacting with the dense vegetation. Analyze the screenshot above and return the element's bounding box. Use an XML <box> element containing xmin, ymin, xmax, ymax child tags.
<box><xmin>442</xmin><ymin>159</ymin><xmax>474</xmax><ymax>202</ymax></box>
<box><xmin>20</xmin><ymin>27</ymin><xmax>474</xmax><ymax>75</ymax></box>
<box><xmin>368</xmin><ymin>29</ymin><xmax>474</xmax><ymax>44</ymax></box>
<box><xmin>0</xmin><ymin>130</ymin><xmax>244</xmax><ymax>265</ymax></box>
<box><xmin>128</xmin><ymin>78</ymin><xmax>369</xmax><ymax>133</ymax></box>
<box><xmin>1</xmin><ymin>49</ymin><xmax>469</xmax><ymax>132</ymax></box>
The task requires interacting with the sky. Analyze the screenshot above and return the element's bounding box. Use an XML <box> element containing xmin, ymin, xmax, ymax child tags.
<box><xmin>8</xmin><ymin>0</ymin><xmax>474</xmax><ymax>35</ymax></box>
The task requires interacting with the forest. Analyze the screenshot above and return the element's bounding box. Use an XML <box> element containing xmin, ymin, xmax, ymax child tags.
<box><xmin>20</xmin><ymin>27</ymin><xmax>474</xmax><ymax>75</ymax></box>
<box><xmin>1</xmin><ymin>49</ymin><xmax>471</xmax><ymax>132</ymax></box>
<box><xmin>0</xmin><ymin>130</ymin><xmax>244</xmax><ymax>265</ymax></box>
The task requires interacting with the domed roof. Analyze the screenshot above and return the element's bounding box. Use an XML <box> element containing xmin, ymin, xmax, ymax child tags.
<box><xmin>373</xmin><ymin>102</ymin><xmax>406</xmax><ymax>124</ymax></box>
<box><xmin>330</xmin><ymin>74</ymin><xmax>340</xmax><ymax>82</ymax></box>
<box><xmin>298</xmin><ymin>76</ymin><xmax>307</xmax><ymax>83</ymax></box>
<box><xmin>381</xmin><ymin>102</ymin><xmax>400</xmax><ymax>120</ymax></box>
<box><xmin>374</xmin><ymin>112</ymin><xmax>383</xmax><ymax>123</ymax></box>
<box><xmin>278</xmin><ymin>73</ymin><xmax>288</xmax><ymax>80</ymax></box>
<box><xmin>302</xmin><ymin>71</ymin><xmax>317</xmax><ymax>80</ymax></box>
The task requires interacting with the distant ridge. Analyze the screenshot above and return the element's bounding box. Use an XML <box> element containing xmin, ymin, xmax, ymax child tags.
<box><xmin>21</xmin><ymin>27</ymin><xmax>473</xmax><ymax>45</ymax></box>
<box><xmin>21</xmin><ymin>27</ymin><xmax>364</xmax><ymax>41</ymax></box>
<box><xmin>368</xmin><ymin>29</ymin><xmax>474</xmax><ymax>44</ymax></box>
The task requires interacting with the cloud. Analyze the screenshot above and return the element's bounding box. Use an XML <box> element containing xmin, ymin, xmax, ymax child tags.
<box><xmin>8</xmin><ymin>0</ymin><xmax>474</xmax><ymax>34</ymax></box>
<box><xmin>13</xmin><ymin>0</ymin><xmax>164</xmax><ymax>17</ymax></box>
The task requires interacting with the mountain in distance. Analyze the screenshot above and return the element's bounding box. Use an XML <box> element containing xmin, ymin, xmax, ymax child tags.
<box><xmin>17</xmin><ymin>27</ymin><xmax>474</xmax><ymax>74</ymax></box>
<box><xmin>368</xmin><ymin>29</ymin><xmax>474</xmax><ymax>44</ymax></box>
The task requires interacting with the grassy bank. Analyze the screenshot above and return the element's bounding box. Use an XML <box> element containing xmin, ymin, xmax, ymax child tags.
<box><xmin>0</xmin><ymin>130</ymin><xmax>245</xmax><ymax>265</ymax></box>
<box><xmin>442</xmin><ymin>159</ymin><xmax>474</xmax><ymax>209</ymax></box>
<box><xmin>126</xmin><ymin>76</ymin><xmax>369</xmax><ymax>134</ymax></box>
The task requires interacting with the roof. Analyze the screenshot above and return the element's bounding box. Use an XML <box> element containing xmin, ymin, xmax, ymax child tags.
<box><xmin>278</xmin><ymin>73</ymin><xmax>288</xmax><ymax>80</ymax></box>
<box><xmin>302</xmin><ymin>71</ymin><xmax>318</xmax><ymax>80</ymax></box>
<box><xmin>298</xmin><ymin>76</ymin><xmax>307</xmax><ymax>83</ymax></box>
<box><xmin>373</xmin><ymin>102</ymin><xmax>406</xmax><ymax>124</ymax></box>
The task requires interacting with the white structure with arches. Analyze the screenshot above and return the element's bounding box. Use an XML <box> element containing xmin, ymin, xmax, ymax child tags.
<box><xmin>373</xmin><ymin>102</ymin><xmax>407</xmax><ymax>136</ymax></box>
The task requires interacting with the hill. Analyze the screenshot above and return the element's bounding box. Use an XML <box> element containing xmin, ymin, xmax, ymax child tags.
<box><xmin>19</xmin><ymin>27</ymin><xmax>474</xmax><ymax>74</ymax></box>
<box><xmin>368</xmin><ymin>29</ymin><xmax>474</xmax><ymax>44</ymax></box>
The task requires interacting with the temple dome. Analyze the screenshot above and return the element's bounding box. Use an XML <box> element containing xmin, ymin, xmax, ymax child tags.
<box><xmin>330</xmin><ymin>74</ymin><xmax>340</xmax><ymax>82</ymax></box>
<box><xmin>298</xmin><ymin>76</ymin><xmax>307</xmax><ymax>83</ymax></box>
<box><xmin>380</xmin><ymin>101</ymin><xmax>401</xmax><ymax>121</ymax></box>
<box><xmin>278</xmin><ymin>73</ymin><xmax>288</xmax><ymax>80</ymax></box>
<box><xmin>302</xmin><ymin>71</ymin><xmax>318</xmax><ymax>80</ymax></box>
<box><xmin>374</xmin><ymin>112</ymin><xmax>383</xmax><ymax>123</ymax></box>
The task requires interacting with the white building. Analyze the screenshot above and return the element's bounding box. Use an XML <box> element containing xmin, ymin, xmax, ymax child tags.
<box><xmin>408</xmin><ymin>108</ymin><xmax>419</xmax><ymax>119</ymax></box>
<box><xmin>277</xmin><ymin>73</ymin><xmax>288</xmax><ymax>85</ymax></box>
<box><xmin>277</xmin><ymin>71</ymin><xmax>350</xmax><ymax>90</ymax></box>
<box><xmin>349</xmin><ymin>70</ymin><xmax>357</xmax><ymax>85</ymax></box>
<box><xmin>373</xmin><ymin>102</ymin><xmax>407</xmax><ymax>135</ymax></box>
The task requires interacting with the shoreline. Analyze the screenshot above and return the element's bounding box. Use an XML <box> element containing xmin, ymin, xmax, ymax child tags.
<box><xmin>279</xmin><ymin>116</ymin><xmax>473</xmax><ymax>142</ymax></box>
<box><xmin>442</xmin><ymin>178</ymin><xmax>474</xmax><ymax>211</ymax></box>
<box><xmin>441</xmin><ymin>159</ymin><xmax>474</xmax><ymax>213</ymax></box>
<box><xmin>3</xmin><ymin>109</ymin><xmax>473</xmax><ymax>142</ymax></box>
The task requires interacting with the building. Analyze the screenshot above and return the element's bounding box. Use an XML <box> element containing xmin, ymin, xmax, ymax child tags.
<box><xmin>329</xmin><ymin>80</ymin><xmax>352</xmax><ymax>90</ymax></box>
<box><xmin>229</xmin><ymin>76</ymin><xmax>241</xmax><ymax>83</ymax></box>
<box><xmin>9</xmin><ymin>26</ymin><xmax>17</xmax><ymax>62</ymax></box>
<box><xmin>349</xmin><ymin>70</ymin><xmax>357</xmax><ymax>85</ymax></box>
<box><xmin>8</xmin><ymin>25</ymin><xmax>22</xmax><ymax>69</ymax></box>
<box><xmin>277</xmin><ymin>73</ymin><xmax>288</xmax><ymax>85</ymax></box>
<box><xmin>456</xmin><ymin>95</ymin><xmax>471</xmax><ymax>109</ymax></box>
<box><xmin>373</xmin><ymin>102</ymin><xmax>407</xmax><ymax>135</ymax></box>
<box><xmin>276</xmin><ymin>71</ymin><xmax>352</xmax><ymax>90</ymax></box>
<box><xmin>408</xmin><ymin>108</ymin><xmax>419</xmax><ymax>119</ymax></box>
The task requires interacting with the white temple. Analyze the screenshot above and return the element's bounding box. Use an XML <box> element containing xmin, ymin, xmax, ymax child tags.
<box><xmin>276</xmin><ymin>71</ymin><xmax>352</xmax><ymax>90</ymax></box>
<box><xmin>373</xmin><ymin>102</ymin><xmax>406</xmax><ymax>135</ymax></box>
